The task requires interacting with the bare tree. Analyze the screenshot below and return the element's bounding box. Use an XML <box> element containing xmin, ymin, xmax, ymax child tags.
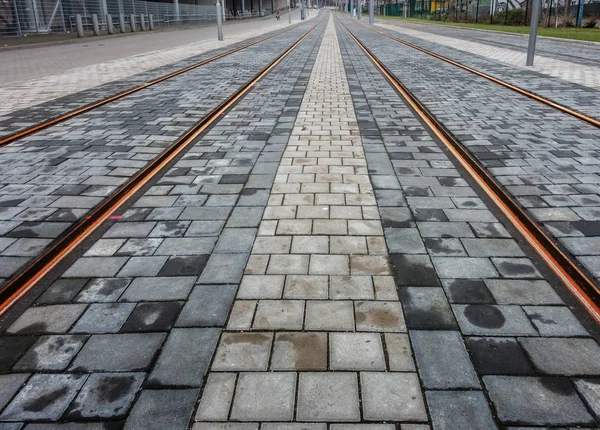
<box><xmin>563</xmin><ymin>0</ymin><xmax>568</xmax><ymax>26</ymax></box>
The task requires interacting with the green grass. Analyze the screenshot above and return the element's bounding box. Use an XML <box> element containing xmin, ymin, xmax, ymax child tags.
<box><xmin>381</xmin><ymin>16</ymin><xmax>600</xmax><ymax>42</ymax></box>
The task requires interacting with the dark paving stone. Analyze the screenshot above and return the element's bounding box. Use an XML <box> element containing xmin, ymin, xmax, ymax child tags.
<box><xmin>390</xmin><ymin>254</ymin><xmax>440</xmax><ymax>286</ymax></box>
<box><xmin>0</xmin><ymin>337</ymin><xmax>35</xmax><ymax>371</ymax></box>
<box><xmin>147</xmin><ymin>328</ymin><xmax>220</xmax><ymax>387</ymax></box>
<box><xmin>400</xmin><ymin>287</ymin><xmax>457</xmax><ymax>330</ymax></box>
<box><xmin>120</xmin><ymin>302</ymin><xmax>183</xmax><ymax>333</ymax></box>
<box><xmin>71</xmin><ymin>303</ymin><xmax>135</xmax><ymax>333</ymax></box>
<box><xmin>519</xmin><ymin>338</ymin><xmax>600</xmax><ymax>376</ymax></box>
<box><xmin>6</xmin><ymin>304</ymin><xmax>87</xmax><ymax>334</ymax></box>
<box><xmin>65</xmin><ymin>372</ymin><xmax>144</xmax><ymax>419</ymax></box>
<box><xmin>176</xmin><ymin>284</ymin><xmax>237</xmax><ymax>327</ymax></box>
<box><xmin>70</xmin><ymin>333</ymin><xmax>165</xmax><ymax>372</ymax></box>
<box><xmin>74</xmin><ymin>278</ymin><xmax>131</xmax><ymax>303</ymax></box>
<box><xmin>0</xmin><ymin>374</ymin><xmax>87</xmax><ymax>421</ymax></box>
<box><xmin>453</xmin><ymin>304</ymin><xmax>537</xmax><ymax>336</ymax></box>
<box><xmin>467</xmin><ymin>337</ymin><xmax>535</xmax><ymax>375</ymax></box>
<box><xmin>123</xmin><ymin>389</ymin><xmax>198</xmax><ymax>430</ymax></box>
<box><xmin>484</xmin><ymin>376</ymin><xmax>595</xmax><ymax>426</ymax></box>
<box><xmin>442</xmin><ymin>279</ymin><xmax>495</xmax><ymax>304</ymax></box>
<box><xmin>13</xmin><ymin>335</ymin><xmax>86</xmax><ymax>371</ymax></box>
<box><xmin>0</xmin><ymin>374</ymin><xmax>30</xmax><ymax>411</ymax></box>
<box><xmin>427</xmin><ymin>390</ymin><xmax>498</xmax><ymax>430</ymax></box>
<box><xmin>157</xmin><ymin>255</ymin><xmax>208</xmax><ymax>277</ymax></box>
<box><xmin>35</xmin><ymin>279</ymin><xmax>88</xmax><ymax>305</ymax></box>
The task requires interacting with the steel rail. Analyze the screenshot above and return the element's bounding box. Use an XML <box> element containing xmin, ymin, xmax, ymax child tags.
<box><xmin>0</xmin><ymin>22</ymin><xmax>320</xmax><ymax>317</ymax></box>
<box><xmin>340</xmin><ymin>20</ymin><xmax>600</xmax><ymax>324</ymax></box>
<box><xmin>0</xmin><ymin>24</ymin><xmax>301</xmax><ymax>148</ymax></box>
<box><xmin>354</xmin><ymin>21</ymin><xmax>600</xmax><ymax>129</ymax></box>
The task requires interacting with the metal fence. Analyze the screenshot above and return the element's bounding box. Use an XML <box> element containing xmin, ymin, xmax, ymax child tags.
<box><xmin>0</xmin><ymin>0</ymin><xmax>228</xmax><ymax>35</ymax></box>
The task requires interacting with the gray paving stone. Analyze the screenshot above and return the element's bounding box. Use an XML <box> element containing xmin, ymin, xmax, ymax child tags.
<box><xmin>442</xmin><ymin>279</ymin><xmax>495</xmax><ymax>304</ymax></box>
<box><xmin>426</xmin><ymin>390</ymin><xmax>498</xmax><ymax>430</ymax></box>
<box><xmin>400</xmin><ymin>287</ymin><xmax>457</xmax><ymax>330</ymax></box>
<box><xmin>225</xmin><ymin>207</ymin><xmax>265</xmax><ymax>228</ymax></box>
<box><xmin>65</xmin><ymin>372</ymin><xmax>144</xmax><ymax>419</ymax></box>
<box><xmin>230</xmin><ymin>372</ymin><xmax>296</xmax><ymax>421</ymax></box>
<box><xmin>296</xmin><ymin>372</ymin><xmax>360</xmax><ymax>422</ymax></box>
<box><xmin>519</xmin><ymin>338</ymin><xmax>600</xmax><ymax>375</ymax></box>
<box><xmin>484</xmin><ymin>376</ymin><xmax>595</xmax><ymax>426</ymax></box>
<box><xmin>0</xmin><ymin>374</ymin><xmax>87</xmax><ymax>421</ymax></box>
<box><xmin>148</xmin><ymin>328</ymin><xmax>220</xmax><ymax>387</ymax></box>
<box><xmin>330</xmin><ymin>333</ymin><xmax>385</xmax><ymax>371</ymax></box>
<box><xmin>124</xmin><ymin>389</ymin><xmax>199</xmax><ymax>430</ymax></box>
<box><xmin>453</xmin><ymin>304</ymin><xmax>538</xmax><ymax>336</ymax></box>
<box><xmin>574</xmin><ymin>378</ymin><xmax>600</xmax><ymax>420</ymax></box>
<box><xmin>485</xmin><ymin>279</ymin><xmax>562</xmax><ymax>305</ymax></box>
<box><xmin>71</xmin><ymin>302</ymin><xmax>135</xmax><ymax>333</ymax></box>
<box><xmin>62</xmin><ymin>257</ymin><xmax>128</xmax><ymax>278</ymax></box>
<box><xmin>271</xmin><ymin>332</ymin><xmax>327</xmax><ymax>371</ymax></box>
<box><xmin>155</xmin><ymin>237</ymin><xmax>217</xmax><ymax>255</ymax></box>
<box><xmin>198</xmin><ymin>253</ymin><xmax>248</xmax><ymax>284</ymax></box>
<box><xmin>120</xmin><ymin>276</ymin><xmax>195</xmax><ymax>301</ymax></box>
<box><xmin>176</xmin><ymin>284</ymin><xmax>237</xmax><ymax>327</ymax></box>
<box><xmin>70</xmin><ymin>333</ymin><xmax>165</xmax><ymax>372</ymax></box>
<box><xmin>213</xmin><ymin>228</ymin><xmax>257</xmax><ymax>254</ymax></box>
<box><xmin>7</xmin><ymin>304</ymin><xmax>87</xmax><ymax>334</ymax></box>
<box><xmin>0</xmin><ymin>374</ymin><xmax>30</xmax><ymax>412</ymax></box>
<box><xmin>467</xmin><ymin>337</ymin><xmax>535</xmax><ymax>375</ymax></box>
<box><xmin>36</xmin><ymin>279</ymin><xmax>88</xmax><ymax>304</ymax></box>
<box><xmin>384</xmin><ymin>228</ymin><xmax>426</xmax><ymax>254</ymax></box>
<box><xmin>74</xmin><ymin>277</ymin><xmax>131</xmax><ymax>303</ymax></box>
<box><xmin>117</xmin><ymin>256</ymin><xmax>168</xmax><ymax>277</ymax></box>
<box><xmin>13</xmin><ymin>335</ymin><xmax>86</xmax><ymax>371</ymax></box>
<box><xmin>432</xmin><ymin>257</ymin><xmax>498</xmax><ymax>278</ymax></box>
<box><xmin>523</xmin><ymin>306</ymin><xmax>589</xmax><ymax>336</ymax></box>
<box><xmin>361</xmin><ymin>372</ymin><xmax>427</xmax><ymax>421</ymax></box>
<box><xmin>410</xmin><ymin>330</ymin><xmax>479</xmax><ymax>389</ymax></box>
<box><xmin>492</xmin><ymin>258</ymin><xmax>542</xmax><ymax>278</ymax></box>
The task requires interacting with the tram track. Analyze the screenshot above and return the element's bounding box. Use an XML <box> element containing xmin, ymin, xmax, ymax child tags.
<box><xmin>0</xmin><ymin>23</ymin><xmax>302</xmax><ymax>148</ymax></box>
<box><xmin>356</xmin><ymin>21</ymin><xmax>600</xmax><ymax>128</ymax></box>
<box><xmin>0</xmin><ymin>21</ymin><xmax>321</xmax><ymax>317</ymax></box>
<box><xmin>339</xmin><ymin>18</ymin><xmax>600</xmax><ymax>324</ymax></box>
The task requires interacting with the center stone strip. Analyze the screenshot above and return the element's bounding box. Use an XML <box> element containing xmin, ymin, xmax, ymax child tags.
<box><xmin>194</xmin><ymin>16</ymin><xmax>428</xmax><ymax>426</ymax></box>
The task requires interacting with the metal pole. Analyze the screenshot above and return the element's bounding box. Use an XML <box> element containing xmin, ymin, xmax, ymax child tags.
<box><xmin>107</xmin><ymin>13</ymin><xmax>114</xmax><ymax>32</ymax></box>
<box><xmin>576</xmin><ymin>0</ymin><xmax>583</xmax><ymax>27</ymax></box>
<box><xmin>216</xmin><ymin>0</ymin><xmax>223</xmax><ymax>39</ymax></box>
<box><xmin>547</xmin><ymin>0</ymin><xmax>551</xmax><ymax>25</ymax></box>
<box><xmin>31</xmin><ymin>0</ymin><xmax>40</xmax><ymax>34</ymax></box>
<box><xmin>288</xmin><ymin>0</ymin><xmax>291</xmax><ymax>21</ymax></box>
<box><xmin>490</xmin><ymin>0</ymin><xmax>493</xmax><ymax>23</ymax></box>
<box><xmin>174</xmin><ymin>0</ymin><xmax>180</xmax><ymax>21</ymax></box>
<box><xmin>525</xmin><ymin>0</ymin><xmax>529</xmax><ymax>24</ymax></box>
<box><xmin>526</xmin><ymin>0</ymin><xmax>540</xmax><ymax>66</ymax></box>
<box><xmin>358</xmin><ymin>0</ymin><xmax>361</xmax><ymax>18</ymax></box>
<box><xmin>75</xmin><ymin>13</ymin><xmax>84</xmax><ymax>36</ymax></box>
<box><xmin>555</xmin><ymin>0</ymin><xmax>558</xmax><ymax>26</ymax></box>
<box><xmin>369</xmin><ymin>0</ymin><xmax>374</xmax><ymax>22</ymax></box>
<box><xmin>12</xmin><ymin>0</ymin><xmax>22</xmax><ymax>36</ymax></box>
<box><xmin>475</xmin><ymin>0</ymin><xmax>479</xmax><ymax>21</ymax></box>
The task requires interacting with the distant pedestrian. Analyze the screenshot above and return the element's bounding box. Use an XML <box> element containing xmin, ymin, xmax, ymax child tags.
<box><xmin>276</xmin><ymin>8</ymin><xmax>281</xmax><ymax>19</ymax></box>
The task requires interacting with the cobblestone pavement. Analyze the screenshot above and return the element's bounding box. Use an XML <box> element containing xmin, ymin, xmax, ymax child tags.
<box><xmin>0</xmin><ymin>9</ymin><xmax>317</xmax><ymax>116</ymax></box>
<box><xmin>0</xmin><ymin>21</ymin><xmax>318</xmax><ymax>285</ymax></box>
<box><xmin>1</xmin><ymin>9</ymin><xmax>600</xmax><ymax>430</ymax></box>
<box><xmin>0</xmin><ymin>15</ymin><xmax>325</xmax><ymax>429</ymax></box>
<box><xmin>373</xmin><ymin>20</ymin><xmax>600</xmax><ymax>112</ymax></box>
<box><xmin>343</xmin><ymin>17</ymin><xmax>600</xmax><ymax>290</ymax></box>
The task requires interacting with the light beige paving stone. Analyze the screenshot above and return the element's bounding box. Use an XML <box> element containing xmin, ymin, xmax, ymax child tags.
<box><xmin>355</xmin><ymin>301</ymin><xmax>406</xmax><ymax>332</ymax></box>
<box><xmin>196</xmin><ymin>373</ymin><xmax>236</xmax><ymax>421</ymax></box>
<box><xmin>309</xmin><ymin>255</ymin><xmax>349</xmax><ymax>275</ymax></box>
<box><xmin>305</xmin><ymin>300</ymin><xmax>355</xmax><ymax>331</ymax></box>
<box><xmin>350</xmin><ymin>255</ymin><xmax>391</xmax><ymax>275</ymax></box>
<box><xmin>212</xmin><ymin>332</ymin><xmax>273</xmax><ymax>371</ymax></box>
<box><xmin>264</xmin><ymin>206</ymin><xmax>296</xmax><ymax>220</ymax></box>
<box><xmin>330</xmin><ymin>333</ymin><xmax>386</xmax><ymax>370</ymax></box>
<box><xmin>267</xmin><ymin>255</ymin><xmax>310</xmax><ymax>275</ymax></box>
<box><xmin>331</xmin><ymin>426</ymin><xmax>395</xmax><ymax>430</ymax></box>
<box><xmin>244</xmin><ymin>255</ymin><xmax>269</xmax><ymax>275</ymax></box>
<box><xmin>283</xmin><ymin>275</ymin><xmax>328</xmax><ymax>299</ymax></box>
<box><xmin>348</xmin><ymin>220</ymin><xmax>384</xmax><ymax>236</ymax></box>
<box><xmin>296</xmin><ymin>372</ymin><xmax>361</xmax><ymax>422</ymax></box>
<box><xmin>361</xmin><ymin>372</ymin><xmax>427</xmax><ymax>421</ymax></box>
<box><xmin>367</xmin><ymin>237</ymin><xmax>388</xmax><ymax>255</ymax></box>
<box><xmin>385</xmin><ymin>333</ymin><xmax>417</xmax><ymax>371</ymax></box>
<box><xmin>227</xmin><ymin>301</ymin><xmax>257</xmax><ymax>331</ymax></box>
<box><xmin>193</xmin><ymin>424</ymin><xmax>258</xmax><ymax>430</ymax></box>
<box><xmin>312</xmin><ymin>219</ymin><xmax>348</xmax><ymax>235</ymax></box>
<box><xmin>253</xmin><ymin>300</ymin><xmax>304</xmax><ymax>330</ymax></box>
<box><xmin>373</xmin><ymin>276</ymin><xmax>399</xmax><ymax>300</ymax></box>
<box><xmin>331</xmin><ymin>206</ymin><xmax>362</xmax><ymax>219</ymax></box>
<box><xmin>291</xmin><ymin>236</ymin><xmax>329</xmax><ymax>254</ymax></box>
<box><xmin>263</xmin><ymin>425</ymin><xmax>327</xmax><ymax>430</ymax></box>
<box><xmin>230</xmin><ymin>372</ymin><xmax>296</xmax><ymax>421</ymax></box>
<box><xmin>271</xmin><ymin>332</ymin><xmax>328</xmax><ymax>370</ymax></box>
<box><xmin>238</xmin><ymin>275</ymin><xmax>285</xmax><ymax>299</ymax></box>
<box><xmin>253</xmin><ymin>236</ymin><xmax>292</xmax><ymax>254</ymax></box>
<box><xmin>258</xmin><ymin>221</ymin><xmax>278</xmax><ymax>236</ymax></box>
<box><xmin>277</xmin><ymin>220</ymin><xmax>312</xmax><ymax>235</ymax></box>
<box><xmin>330</xmin><ymin>236</ymin><xmax>368</xmax><ymax>254</ymax></box>
<box><xmin>330</xmin><ymin>275</ymin><xmax>374</xmax><ymax>300</ymax></box>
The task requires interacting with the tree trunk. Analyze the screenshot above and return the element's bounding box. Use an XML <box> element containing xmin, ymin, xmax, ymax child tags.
<box><xmin>563</xmin><ymin>0</ymin><xmax>568</xmax><ymax>27</ymax></box>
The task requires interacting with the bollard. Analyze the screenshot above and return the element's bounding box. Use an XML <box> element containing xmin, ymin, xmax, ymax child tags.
<box><xmin>106</xmin><ymin>14</ymin><xmax>114</xmax><ymax>34</ymax></box>
<box><xmin>130</xmin><ymin>14</ymin><xmax>136</xmax><ymax>31</ymax></box>
<box><xmin>526</xmin><ymin>0</ymin><xmax>541</xmax><ymax>66</ymax></box>
<box><xmin>119</xmin><ymin>13</ymin><xmax>126</xmax><ymax>32</ymax></box>
<box><xmin>216</xmin><ymin>0</ymin><xmax>224</xmax><ymax>40</ymax></box>
<box><xmin>92</xmin><ymin>14</ymin><xmax>100</xmax><ymax>36</ymax></box>
<box><xmin>149</xmin><ymin>14</ymin><xmax>155</xmax><ymax>30</ymax></box>
<box><xmin>140</xmin><ymin>14</ymin><xmax>146</xmax><ymax>30</ymax></box>
<box><xmin>75</xmin><ymin>14</ymin><xmax>84</xmax><ymax>37</ymax></box>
